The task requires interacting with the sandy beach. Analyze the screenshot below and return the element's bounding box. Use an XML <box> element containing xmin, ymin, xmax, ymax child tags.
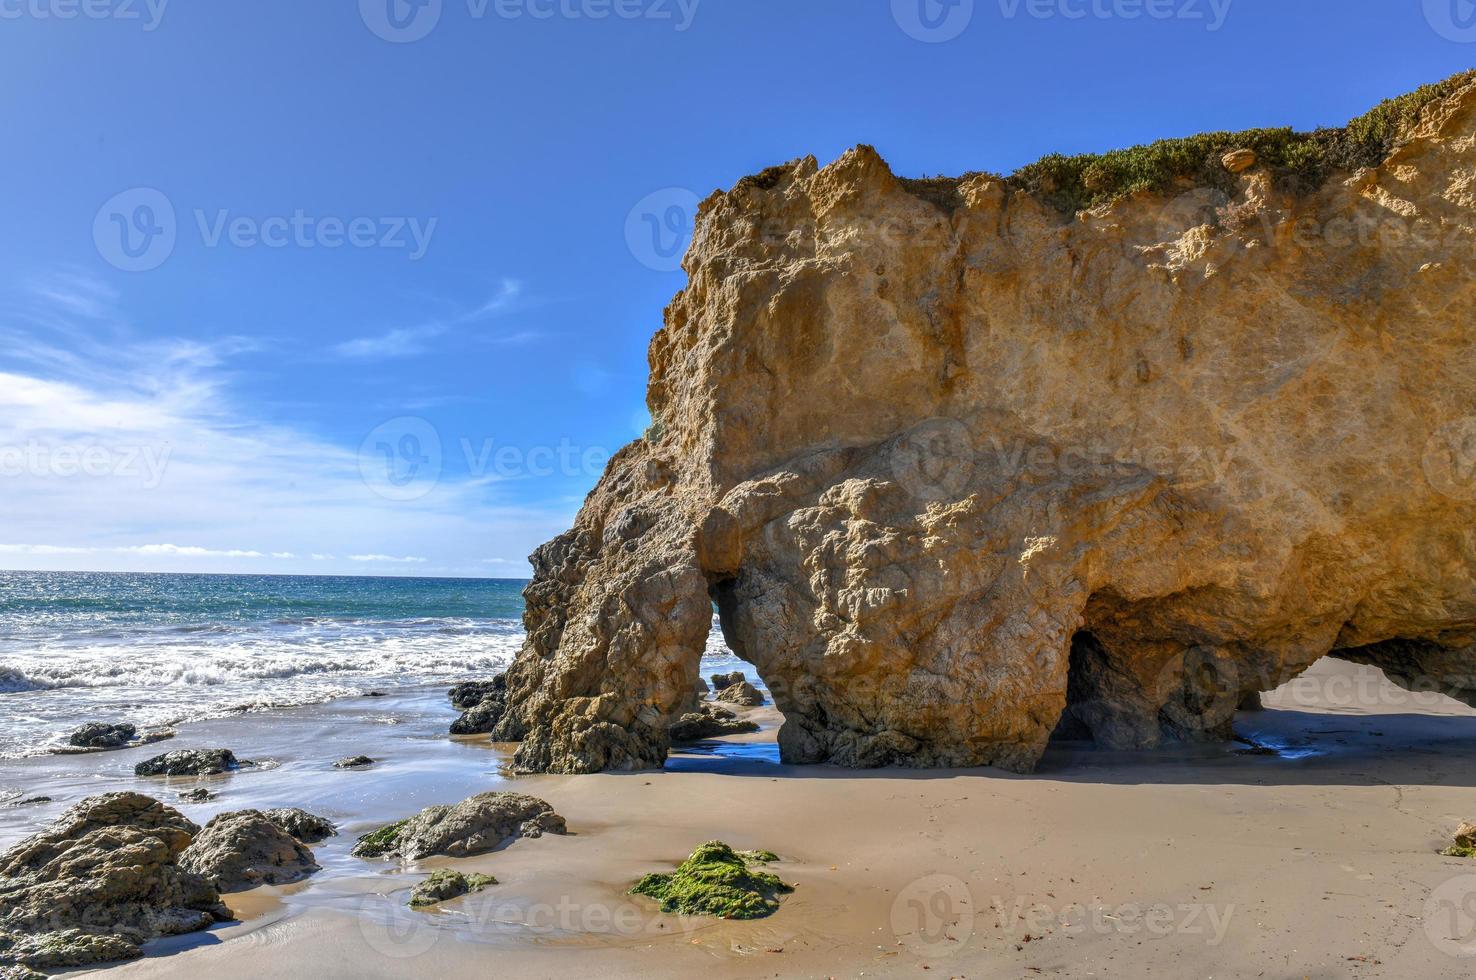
<box><xmin>1</xmin><ymin>658</ymin><xmax>1471</xmax><ymax>978</ymax></box>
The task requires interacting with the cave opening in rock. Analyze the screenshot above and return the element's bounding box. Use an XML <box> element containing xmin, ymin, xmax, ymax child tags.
<box><xmin>667</xmin><ymin>577</ymin><xmax>788</xmax><ymax>761</ymax></box>
<box><xmin>1050</xmin><ymin>629</ymin><xmax>1108</xmax><ymax>743</ymax></box>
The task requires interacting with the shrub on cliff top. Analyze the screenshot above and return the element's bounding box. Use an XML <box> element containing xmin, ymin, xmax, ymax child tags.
<box><xmin>1004</xmin><ymin>69</ymin><xmax>1474</xmax><ymax>214</ymax></box>
<box><xmin>630</xmin><ymin>841</ymin><xmax>793</xmax><ymax>919</ymax></box>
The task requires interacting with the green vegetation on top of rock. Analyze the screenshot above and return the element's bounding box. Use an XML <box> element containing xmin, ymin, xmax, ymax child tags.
<box><xmin>408</xmin><ymin>869</ymin><xmax>497</xmax><ymax>908</ymax></box>
<box><xmin>352</xmin><ymin>818</ymin><xmax>410</xmax><ymax>858</ymax></box>
<box><xmin>905</xmin><ymin>69</ymin><xmax>1475</xmax><ymax>216</ymax></box>
<box><xmin>630</xmin><ymin>841</ymin><xmax>793</xmax><ymax>920</ymax></box>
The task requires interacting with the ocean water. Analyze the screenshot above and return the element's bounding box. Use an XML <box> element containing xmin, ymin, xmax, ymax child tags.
<box><xmin>0</xmin><ymin>571</ymin><xmax>741</xmax><ymax>759</ymax></box>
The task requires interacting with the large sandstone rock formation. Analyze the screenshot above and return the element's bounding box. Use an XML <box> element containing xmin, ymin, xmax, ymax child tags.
<box><xmin>493</xmin><ymin>74</ymin><xmax>1476</xmax><ymax>774</ymax></box>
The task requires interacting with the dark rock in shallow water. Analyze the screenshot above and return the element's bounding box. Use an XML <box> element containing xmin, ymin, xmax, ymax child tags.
<box><xmin>0</xmin><ymin>792</ymin><xmax>228</xmax><ymax>970</ymax></box>
<box><xmin>1</xmin><ymin>797</ymin><xmax>50</xmax><ymax>809</ymax></box>
<box><xmin>449</xmin><ymin>675</ymin><xmax>509</xmax><ymax>735</ymax></box>
<box><xmin>334</xmin><ymin>755</ymin><xmax>375</xmax><ymax>769</ymax></box>
<box><xmin>352</xmin><ymin>792</ymin><xmax>565</xmax><ymax>860</ymax></box>
<box><xmin>68</xmin><ymin>722</ymin><xmax>136</xmax><ymax>748</ymax></box>
<box><xmin>178</xmin><ymin>788</ymin><xmax>216</xmax><ymax>803</ymax></box>
<box><xmin>715</xmin><ymin>680</ymin><xmax>765</xmax><ymax>707</ymax></box>
<box><xmin>408</xmin><ymin>869</ymin><xmax>497</xmax><ymax>908</ymax></box>
<box><xmin>449</xmin><ymin>677</ymin><xmax>505</xmax><ymax>711</ymax></box>
<box><xmin>53</xmin><ymin>725</ymin><xmax>174</xmax><ymax>756</ymax></box>
<box><xmin>670</xmin><ymin>703</ymin><xmax>760</xmax><ymax>743</ymax></box>
<box><xmin>135</xmin><ymin>749</ymin><xmax>239</xmax><ymax>777</ymax></box>
<box><xmin>180</xmin><ymin>810</ymin><xmax>320</xmax><ymax>892</ymax></box>
<box><xmin>264</xmin><ymin>807</ymin><xmax>337</xmax><ymax>844</ymax></box>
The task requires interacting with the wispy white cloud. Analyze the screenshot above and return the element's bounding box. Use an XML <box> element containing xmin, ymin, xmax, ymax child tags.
<box><xmin>0</xmin><ymin>272</ymin><xmax>563</xmax><ymax>577</ymax></box>
<box><xmin>331</xmin><ymin>279</ymin><xmax>528</xmax><ymax>360</ymax></box>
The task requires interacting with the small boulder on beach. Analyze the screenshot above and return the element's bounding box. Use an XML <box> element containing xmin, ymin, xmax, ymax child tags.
<box><xmin>178</xmin><ymin>788</ymin><xmax>216</xmax><ymax>803</ymax></box>
<box><xmin>264</xmin><ymin>807</ymin><xmax>337</xmax><ymax>844</ymax></box>
<box><xmin>1442</xmin><ymin>821</ymin><xmax>1476</xmax><ymax>857</ymax></box>
<box><xmin>135</xmin><ymin>749</ymin><xmax>240</xmax><ymax>777</ymax></box>
<box><xmin>180</xmin><ymin>810</ymin><xmax>320</xmax><ymax>892</ymax></box>
<box><xmin>353</xmin><ymin>791</ymin><xmax>565</xmax><ymax>860</ymax></box>
<box><xmin>334</xmin><ymin>755</ymin><xmax>375</xmax><ymax>769</ymax></box>
<box><xmin>0</xmin><ymin>792</ymin><xmax>229</xmax><ymax>970</ymax></box>
<box><xmin>408</xmin><ymin>869</ymin><xmax>497</xmax><ymax>908</ymax></box>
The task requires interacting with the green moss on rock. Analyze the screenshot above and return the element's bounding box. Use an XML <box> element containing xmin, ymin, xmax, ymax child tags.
<box><xmin>408</xmin><ymin>869</ymin><xmax>497</xmax><ymax>907</ymax></box>
<box><xmin>351</xmin><ymin>818</ymin><xmax>410</xmax><ymax>858</ymax></box>
<box><xmin>630</xmin><ymin>841</ymin><xmax>793</xmax><ymax>920</ymax></box>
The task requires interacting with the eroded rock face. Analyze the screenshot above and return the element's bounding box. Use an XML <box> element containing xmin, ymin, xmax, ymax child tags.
<box><xmin>496</xmin><ymin>78</ymin><xmax>1476</xmax><ymax>774</ymax></box>
<box><xmin>0</xmin><ymin>793</ymin><xmax>228</xmax><ymax>970</ymax></box>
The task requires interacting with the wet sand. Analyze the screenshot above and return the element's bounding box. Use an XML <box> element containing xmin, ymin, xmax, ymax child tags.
<box><xmin>5</xmin><ymin>660</ymin><xmax>1476</xmax><ymax>978</ymax></box>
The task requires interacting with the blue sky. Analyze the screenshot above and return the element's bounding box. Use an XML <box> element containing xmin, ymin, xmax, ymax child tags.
<box><xmin>0</xmin><ymin>0</ymin><xmax>1468</xmax><ymax>577</ymax></box>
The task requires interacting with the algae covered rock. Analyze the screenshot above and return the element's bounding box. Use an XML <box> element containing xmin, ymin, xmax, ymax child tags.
<box><xmin>630</xmin><ymin>841</ymin><xmax>793</xmax><ymax>919</ymax></box>
<box><xmin>180</xmin><ymin>810</ymin><xmax>320</xmax><ymax>892</ymax></box>
<box><xmin>264</xmin><ymin>807</ymin><xmax>337</xmax><ymax>844</ymax></box>
<box><xmin>334</xmin><ymin>755</ymin><xmax>375</xmax><ymax>769</ymax></box>
<box><xmin>68</xmin><ymin>722</ymin><xmax>137</xmax><ymax>748</ymax></box>
<box><xmin>352</xmin><ymin>792</ymin><xmax>566</xmax><ymax>860</ymax></box>
<box><xmin>1441</xmin><ymin>821</ymin><xmax>1476</xmax><ymax>857</ymax></box>
<box><xmin>135</xmin><ymin>749</ymin><xmax>239</xmax><ymax>777</ymax></box>
<box><xmin>408</xmin><ymin>869</ymin><xmax>497</xmax><ymax>908</ymax></box>
<box><xmin>0</xmin><ymin>792</ymin><xmax>228</xmax><ymax>970</ymax></box>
